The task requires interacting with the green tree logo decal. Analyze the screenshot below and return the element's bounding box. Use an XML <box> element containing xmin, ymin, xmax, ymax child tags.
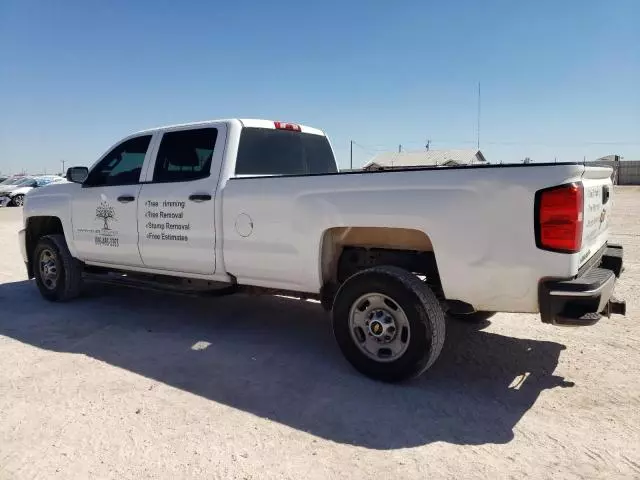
<box><xmin>96</xmin><ymin>201</ymin><xmax>116</xmax><ymax>230</ymax></box>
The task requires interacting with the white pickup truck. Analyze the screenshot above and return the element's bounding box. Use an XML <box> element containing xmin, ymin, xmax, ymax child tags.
<box><xmin>20</xmin><ymin>119</ymin><xmax>625</xmax><ymax>381</ymax></box>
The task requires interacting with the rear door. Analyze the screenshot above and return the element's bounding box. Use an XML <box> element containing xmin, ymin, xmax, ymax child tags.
<box><xmin>580</xmin><ymin>167</ymin><xmax>613</xmax><ymax>265</ymax></box>
<box><xmin>137</xmin><ymin>124</ymin><xmax>226</xmax><ymax>274</ymax></box>
<box><xmin>222</xmin><ymin>124</ymin><xmax>337</xmax><ymax>285</ymax></box>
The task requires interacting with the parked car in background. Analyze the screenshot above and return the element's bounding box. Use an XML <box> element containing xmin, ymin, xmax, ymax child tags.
<box><xmin>0</xmin><ymin>176</ymin><xmax>35</xmax><ymax>194</ymax></box>
<box><xmin>0</xmin><ymin>176</ymin><xmax>66</xmax><ymax>207</ymax></box>
<box><xmin>0</xmin><ymin>175</ymin><xmax>30</xmax><ymax>188</ymax></box>
<box><xmin>0</xmin><ymin>176</ymin><xmax>8</xmax><ymax>183</ymax></box>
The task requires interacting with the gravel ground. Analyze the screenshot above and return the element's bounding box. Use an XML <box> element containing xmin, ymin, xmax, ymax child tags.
<box><xmin>1</xmin><ymin>187</ymin><xmax>639</xmax><ymax>479</ymax></box>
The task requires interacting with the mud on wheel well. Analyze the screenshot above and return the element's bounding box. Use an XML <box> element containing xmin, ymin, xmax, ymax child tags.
<box><xmin>25</xmin><ymin>216</ymin><xmax>64</xmax><ymax>278</ymax></box>
<box><xmin>319</xmin><ymin>227</ymin><xmax>445</xmax><ymax>309</ymax></box>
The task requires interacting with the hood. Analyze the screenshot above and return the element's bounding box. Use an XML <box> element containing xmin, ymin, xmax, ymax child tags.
<box><xmin>5</xmin><ymin>186</ymin><xmax>34</xmax><ymax>196</ymax></box>
<box><xmin>26</xmin><ymin>181</ymin><xmax>78</xmax><ymax>199</ymax></box>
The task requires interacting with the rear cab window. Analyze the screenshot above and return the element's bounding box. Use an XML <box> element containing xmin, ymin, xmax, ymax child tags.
<box><xmin>235</xmin><ymin>128</ymin><xmax>337</xmax><ymax>176</ymax></box>
<box><xmin>153</xmin><ymin>128</ymin><xmax>218</xmax><ymax>183</ymax></box>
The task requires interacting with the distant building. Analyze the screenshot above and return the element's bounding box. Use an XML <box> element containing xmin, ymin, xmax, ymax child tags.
<box><xmin>363</xmin><ymin>149</ymin><xmax>487</xmax><ymax>170</ymax></box>
<box><xmin>594</xmin><ymin>154</ymin><xmax>620</xmax><ymax>163</ymax></box>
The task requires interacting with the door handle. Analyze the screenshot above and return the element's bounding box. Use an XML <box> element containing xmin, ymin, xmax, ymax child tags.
<box><xmin>189</xmin><ymin>194</ymin><xmax>212</xmax><ymax>202</ymax></box>
<box><xmin>117</xmin><ymin>195</ymin><xmax>135</xmax><ymax>203</ymax></box>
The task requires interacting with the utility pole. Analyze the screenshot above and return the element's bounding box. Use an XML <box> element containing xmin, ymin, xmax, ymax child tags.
<box><xmin>398</xmin><ymin>144</ymin><xmax>402</xmax><ymax>153</ymax></box>
<box><xmin>350</xmin><ymin>140</ymin><xmax>353</xmax><ymax>170</ymax></box>
<box><xmin>60</xmin><ymin>159</ymin><xmax>66</xmax><ymax>175</ymax></box>
<box><xmin>425</xmin><ymin>139</ymin><xmax>430</xmax><ymax>151</ymax></box>
<box><xmin>477</xmin><ymin>82</ymin><xmax>481</xmax><ymax>150</ymax></box>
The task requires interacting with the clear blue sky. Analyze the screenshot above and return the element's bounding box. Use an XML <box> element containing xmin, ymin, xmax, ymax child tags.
<box><xmin>1</xmin><ymin>0</ymin><xmax>638</xmax><ymax>174</ymax></box>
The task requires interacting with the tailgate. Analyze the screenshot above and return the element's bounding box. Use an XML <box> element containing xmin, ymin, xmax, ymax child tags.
<box><xmin>579</xmin><ymin>167</ymin><xmax>613</xmax><ymax>266</ymax></box>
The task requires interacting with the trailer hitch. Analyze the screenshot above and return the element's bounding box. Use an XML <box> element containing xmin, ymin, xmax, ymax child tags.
<box><xmin>601</xmin><ymin>297</ymin><xmax>626</xmax><ymax>317</ymax></box>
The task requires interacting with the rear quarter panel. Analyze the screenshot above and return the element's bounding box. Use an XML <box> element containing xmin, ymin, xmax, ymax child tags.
<box><xmin>222</xmin><ymin>164</ymin><xmax>587</xmax><ymax>313</ymax></box>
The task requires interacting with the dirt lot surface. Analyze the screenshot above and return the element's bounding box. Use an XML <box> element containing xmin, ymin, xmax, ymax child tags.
<box><xmin>1</xmin><ymin>187</ymin><xmax>639</xmax><ymax>480</ymax></box>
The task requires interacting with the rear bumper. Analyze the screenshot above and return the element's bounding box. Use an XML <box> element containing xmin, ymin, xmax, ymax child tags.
<box><xmin>539</xmin><ymin>244</ymin><xmax>626</xmax><ymax>326</ymax></box>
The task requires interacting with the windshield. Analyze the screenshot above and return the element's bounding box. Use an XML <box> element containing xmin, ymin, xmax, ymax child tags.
<box><xmin>13</xmin><ymin>178</ymin><xmax>35</xmax><ymax>187</ymax></box>
<box><xmin>235</xmin><ymin>128</ymin><xmax>337</xmax><ymax>176</ymax></box>
<box><xmin>35</xmin><ymin>177</ymin><xmax>61</xmax><ymax>186</ymax></box>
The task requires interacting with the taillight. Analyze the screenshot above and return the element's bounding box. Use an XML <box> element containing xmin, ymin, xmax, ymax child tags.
<box><xmin>274</xmin><ymin>121</ymin><xmax>301</xmax><ymax>132</ymax></box>
<box><xmin>535</xmin><ymin>183</ymin><xmax>583</xmax><ymax>253</ymax></box>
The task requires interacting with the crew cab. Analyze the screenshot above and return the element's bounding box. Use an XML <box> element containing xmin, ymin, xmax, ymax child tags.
<box><xmin>19</xmin><ymin>119</ymin><xmax>625</xmax><ymax>381</ymax></box>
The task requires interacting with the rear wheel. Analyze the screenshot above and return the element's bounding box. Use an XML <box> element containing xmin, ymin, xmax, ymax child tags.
<box><xmin>33</xmin><ymin>234</ymin><xmax>82</xmax><ymax>301</ymax></box>
<box><xmin>332</xmin><ymin>266</ymin><xmax>445</xmax><ymax>382</ymax></box>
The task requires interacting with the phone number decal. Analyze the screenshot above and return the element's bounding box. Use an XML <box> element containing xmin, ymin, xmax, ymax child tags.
<box><xmin>95</xmin><ymin>236</ymin><xmax>119</xmax><ymax>247</ymax></box>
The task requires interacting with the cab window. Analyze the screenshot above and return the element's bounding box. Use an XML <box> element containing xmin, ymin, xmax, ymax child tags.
<box><xmin>84</xmin><ymin>135</ymin><xmax>152</xmax><ymax>187</ymax></box>
<box><xmin>152</xmin><ymin>128</ymin><xmax>218</xmax><ymax>183</ymax></box>
<box><xmin>235</xmin><ymin>128</ymin><xmax>337</xmax><ymax>176</ymax></box>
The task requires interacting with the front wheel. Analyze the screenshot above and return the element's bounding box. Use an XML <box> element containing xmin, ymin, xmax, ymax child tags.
<box><xmin>11</xmin><ymin>194</ymin><xmax>24</xmax><ymax>207</ymax></box>
<box><xmin>33</xmin><ymin>234</ymin><xmax>83</xmax><ymax>301</ymax></box>
<box><xmin>332</xmin><ymin>266</ymin><xmax>446</xmax><ymax>382</ymax></box>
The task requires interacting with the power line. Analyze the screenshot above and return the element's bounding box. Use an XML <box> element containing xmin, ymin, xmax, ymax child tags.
<box><xmin>364</xmin><ymin>139</ymin><xmax>640</xmax><ymax>148</ymax></box>
<box><xmin>351</xmin><ymin>141</ymin><xmax>388</xmax><ymax>155</ymax></box>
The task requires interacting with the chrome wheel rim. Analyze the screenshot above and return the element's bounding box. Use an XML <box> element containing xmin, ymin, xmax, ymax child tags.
<box><xmin>348</xmin><ymin>293</ymin><xmax>411</xmax><ymax>362</ymax></box>
<box><xmin>14</xmin><ymin>195</ymin><xmax>24</xmax><ymax>206</ymax></box>
<box><xmin>39</xmin><ymin>248</ymin><xmax>59</xmax><ymax>290</ymax></box>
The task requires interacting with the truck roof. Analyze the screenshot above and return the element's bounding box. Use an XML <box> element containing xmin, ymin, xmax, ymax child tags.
<box><xmin>133</xmin><ymin>119</ymin><xmax>325</xmax><ymax>136</ymax></box>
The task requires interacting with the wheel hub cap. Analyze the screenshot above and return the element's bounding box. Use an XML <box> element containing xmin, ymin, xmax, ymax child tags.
<box><xmin>39</xmin><ymin>248</ymin><xmax>59</xmax><ymax>290</ymax></box>
<box><xmin>367</xmin><ymin>310</ymin><xmax>397</xmax><ymax>339</ymax></box>
<box><xmin>348</xmin><ymin>293</ymin><xmax>411</xmax><ymax>363</ymax></box>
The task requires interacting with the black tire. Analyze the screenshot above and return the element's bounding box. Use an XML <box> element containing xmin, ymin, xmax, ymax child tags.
<box><xmin>11</xmin><ymin>194</ymin><xmax>24</xmax><ymax>207</ymax></box>
<box><xmin>332</xmin><ymin>266</ymin><xmax>446</xmax><ymax>382</ymax></box>
<box><xmin>33</xmin><ymin>234</ymin><xmax>83</xmax><ymax>302</ymax></box>
<box><xmin>449</xmin><ymin>311</ymin><xmax>496</xmax><ymax>323</ymax></box>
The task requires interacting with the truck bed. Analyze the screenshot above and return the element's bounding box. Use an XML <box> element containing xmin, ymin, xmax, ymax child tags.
<box><xmin>222</xmin><ymin>162</ymin><xmax>609</xmax><ymax>312</ymax></box>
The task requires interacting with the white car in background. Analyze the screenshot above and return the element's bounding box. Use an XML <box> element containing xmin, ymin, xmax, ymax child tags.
<box><xmin>0</xmin><ymin>175</ymin><xmax>31</xmax><ymax>189</ymax></box>
<box><xmin>0</xmin><ymin>176</ymin><xmax>66</xmax><ymax>207</ymax></box>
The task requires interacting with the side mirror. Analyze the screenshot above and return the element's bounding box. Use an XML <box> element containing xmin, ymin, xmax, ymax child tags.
<box><xmin>66</xmin><ymin>167</ymin><xmax>89</xmax><ymax>184</ymax></box>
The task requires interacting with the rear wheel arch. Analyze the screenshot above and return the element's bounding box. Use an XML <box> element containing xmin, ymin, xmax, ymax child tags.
<box><xmin>318</xmin><ymin>227</ymin><xmax>444</xmax><ymax>310</ymax></box>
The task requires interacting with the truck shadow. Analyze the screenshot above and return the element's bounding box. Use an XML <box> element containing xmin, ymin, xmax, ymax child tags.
<box><xmin>0</xmin><ymin>279</ymin><xmax>573</xmax><ymax>449</ymax></box>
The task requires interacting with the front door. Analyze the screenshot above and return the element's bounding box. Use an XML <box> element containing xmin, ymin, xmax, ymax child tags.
<box><xmin>71</xmin><ymin>134</ymin><xmax>154</xmax><ymax>266</ymax></box>
<box><xmin>137</xmin><ymin>126</ymin><xmax>223</xmax><ymax>275</ymax></box>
